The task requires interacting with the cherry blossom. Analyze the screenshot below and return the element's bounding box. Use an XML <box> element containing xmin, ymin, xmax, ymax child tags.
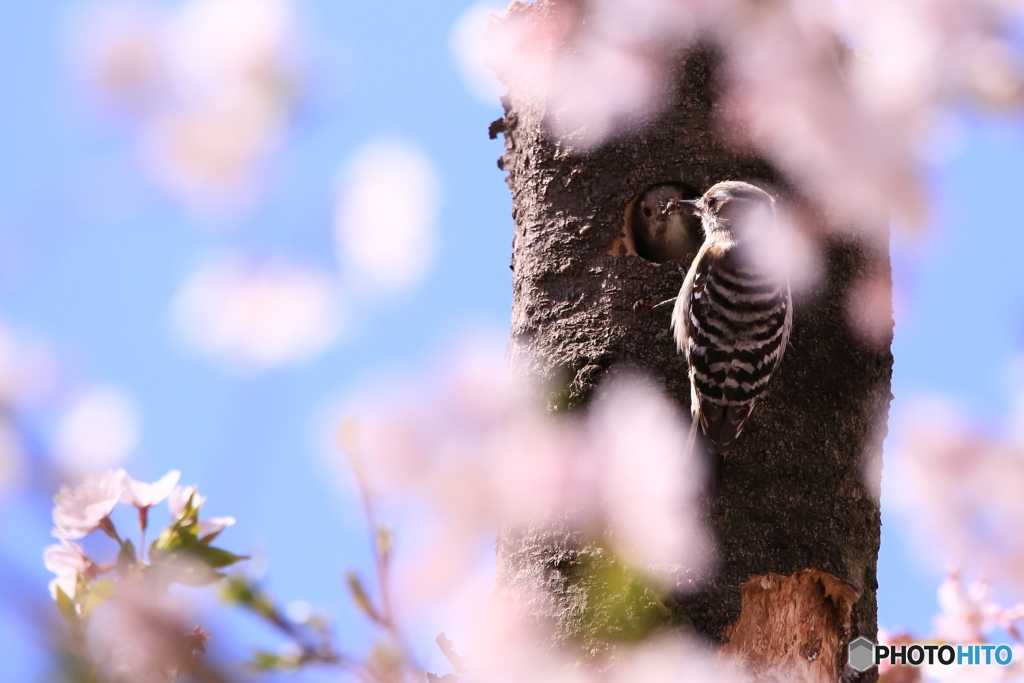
<box><xmin>44</xmin><ymin>540</ymin><xmax>91</xmax><ymax>600</ymax></box>
<box><xmin>52</xmin><ymin>469</ymin><xmax>128</xmax><ymax>539</ymax></box>
<box><xmin>166</xmin><ymin>484</ymin><xmax>233</xmax><ymax>539</ymax></box>
<box><xmin>121</xmin><ymin>470</ymin><xmax>181</xmax><ymax>510</ymax></box>
<box><xmin>167</xmin><ymin>485</ymin><xmax>206</xmax><ymax>520</ymax></box>
<box><xmin>334</xmin><ymin>139</ymin><xmax>440</xmax><ymax>295</ymax></box>
<box><xmin>934</xmin><ymin>570</ymin><xmax>1004</xmax><ymax>643</ymax></box>
<box><xmin>198</xmin><ymin>516</ymin><xmax>235</xmax><ymax>539</ymax></box>
<box><xmin>53</xmin><ymin>386</ymin><xmax>141</xmax><ymax>477</ymax></box>
<box><xmin>170</xmin><ymin>255</ymin><xmax>342</xmax><ymax>371</ymax></box>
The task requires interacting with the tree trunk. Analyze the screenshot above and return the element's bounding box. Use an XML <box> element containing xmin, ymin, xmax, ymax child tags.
<box><xmin>489</xmin><ymin>8</ymin><xmax>892</xmax><ymax>682</ymax></box>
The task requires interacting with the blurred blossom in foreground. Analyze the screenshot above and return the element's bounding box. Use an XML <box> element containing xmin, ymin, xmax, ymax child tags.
<box><xmin>481</xmin><ymin>0</ymin><xmax>1024</xmax><ymax>232</ymax></box>
<box><xmin>171</xmin><ymin>256</ymin><xmax>343</xmax><ymax>371</ymax></box>
<box><xmin>451</xmin><ymin>2</ymin><xmax>507</xmax><ymax>105</ymax></box>
<box><xmin>469</xmin><ymin>627</ymin><xmax>732</xmax><ymax>683</ymax></box>
<box><xmin>89</xmin><ymin>584</ymin><xmax>203</xmax><ymax>683</ymax></box>
<box><xmin>71</xmin><ymin>0</ymin><xmax>304</xmax><ymax>207</ymax></box>
<box><xmin>144</xmin><ymin>85</ymin><xmax>288</xmax><ymax>206</ymax></box>
<box><xmin>933</xmin><ymin>569</ymin><xmax>1005</xmax><ymax>644</ymax></box>
<box><xmin>69</xmin><ymin>1</ymin><xmax>165</xmax><ymax>112</ymax></box>
<box><xmin>53</xmin><ymin>386</ymin><xmax>141</xmax><ymax>477</ymax></box>
<box><xmin>879</xmin><ymin>568</ymin><xmax>1024</xmax><ymax>683</ymax></box>
<box><xmin>889</xmin><ymin>398</ymin><xmax>1024</xmax><ymax>592</ymax></box>
<box><xmin>335</xmin><ymin>341</ymin><xmax>710</xmax><ymax>618</ymax></box>
<box><xmin>334</xmin><ymin>139</ymin><xmax>440</xmax><ymax>295</ymax></box>
<box><xmin>0</xmin><ymin>420</ymin><xmax>25</xmax><ymax>494</ymax></box>
<box><xmin>0</xmin><ymin>321</ymin><xmax>62</xmax><ymax>493</ymax></box>
<box><xmin>0</xmin><ymin>321</ymin><xmax>61</xmax><ymax>408</ymax></box>
<box><xmin>485</xmin><ymin>0</ymin><xmax>697</xmax><ymax>148</ymax></box>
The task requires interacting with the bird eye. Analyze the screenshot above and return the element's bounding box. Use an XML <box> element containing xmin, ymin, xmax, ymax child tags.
<box><xmin>643</xmin><ymin>207</ymin><xmax>652</xmax><ymax>217</ymax></box>
<box><xmin>706</xmin><ymin>196</ymin><xmax>718</xmax><ymax>208</ymax></box>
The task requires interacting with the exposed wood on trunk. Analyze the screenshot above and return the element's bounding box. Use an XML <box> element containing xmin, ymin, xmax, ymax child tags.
<box><xmin>720</xmin><ymin>569</ymin><xmax>860</xmax><ymax>683</ymax></box>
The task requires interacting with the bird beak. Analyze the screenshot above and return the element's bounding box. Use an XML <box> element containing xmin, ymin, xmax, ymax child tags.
<box><xmin>661</xmin><ymin>198</ymin><xmax>699</xmax><ymax>215</ymax></box>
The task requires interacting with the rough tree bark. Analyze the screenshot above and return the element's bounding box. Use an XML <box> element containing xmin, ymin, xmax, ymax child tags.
<box><xmin>489</xmin><ymin>4</ymin><xmax>892</xmax><ymax>682</ymax></box>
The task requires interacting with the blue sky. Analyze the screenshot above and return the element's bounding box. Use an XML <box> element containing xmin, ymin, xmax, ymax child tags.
<box><xmin>2</xmin><ymin>1</ymin><xmax>1024</xmax><ymax>680</ymax></box>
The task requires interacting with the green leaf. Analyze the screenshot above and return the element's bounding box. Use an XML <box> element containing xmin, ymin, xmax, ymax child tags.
<box><xmin>149</xmin><ymin>550</ymin><xmax>225</xmax><ymax>586</ymax></box>
<box><xmin>151</xmin><ymin>520</ymin><xmax>198</xmax><ymax>555</ymax></box>
<box><xmin>220</xmin><ymin>575</ymin><xmax>257</xmax><ymax>606</ymax></box>
<box><xmin>250</xmin><ymin>650</ymin><xmax>285</xmax><ymax>671</ymax></box>
<box><xmin>54</xmin><ymin>585</ymin><xmax>78</xmax><ymax>624</ymax></box>
<box><xmin>345</xmin><ymin>571</ymin><xmax>381</xmax><ymax>622</ymax></box>
<box><xmin>191</xmin><ymin>545</ymin><xmax>249</xmax><ymax>569</ymax></box>
<box><xmin>152</xmin><ymin>495</ymin><xmax>202</xmax><ymax>554</ymax></box>
<box><xmin>79</xmin><ymin>579</ymin><xmax>116</xmax><ymax>618</ymax></box>
<box><xmin>249</xmin><ymin>649</ymin><xmax>301</xmax><ymax>672</ymax></box>
<box><xmin>175</xmin><ymin>569</ymin><xmax>228</xmax><ymax>587</ymax></box>
<box><xmin>117</xmin><ymin>540</ymin><xmax>137</xmax><ymax>574</ymax></box>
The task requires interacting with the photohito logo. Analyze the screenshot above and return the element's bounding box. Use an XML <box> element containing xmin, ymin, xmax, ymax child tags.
<box><xmin>847</xmin><ymin>637</ymin><xmax>1014</xmax><ymax>673</ymax></box>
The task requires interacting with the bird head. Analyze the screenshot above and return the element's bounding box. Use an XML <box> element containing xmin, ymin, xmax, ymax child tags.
<box><xmin>697</xmin><ymin>181</ymin><xmax>775</xmax><ymax>241</ymax></box>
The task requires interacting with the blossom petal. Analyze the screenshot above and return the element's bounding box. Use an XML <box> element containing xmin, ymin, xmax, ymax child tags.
<box><xmin>52</xmin><ymin>469</ymin><xmax>128</xmax><ymax>539</ymax></box>
<box><xmin>122</xmin><ymin>470</ymin><xmax>181</xmax><ymax>508</ymax></box>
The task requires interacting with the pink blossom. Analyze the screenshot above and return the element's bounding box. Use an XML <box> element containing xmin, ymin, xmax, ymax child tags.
<box><xmin>53</xmin><ymin>386</ymin><xmax>141</xmax><ymax>477</ymax></box>
<box><xmin>933</xmin><ymin>569</ymin><xmax>1003</xmax><ymax>643</ymax></box>
<box><xmin>70</xmin><ymin>0</ymin><xmax>304</xmax><ymax>206</ymax></box>
<box><xmin>90</xmin><ymin>581</ymin><xmax>199</xmax><ymax>683</ymax></box>
<box><xmin>166</xmin><ymin>484</ymin><xmax>232</xmax><ymax>538</ymax></box>
<box><xmin>890</xmin><ymin>399</ymin><xmax>1024</xmax><ymax>591</ymax></box>
<box><xmin>334</xmin><ymin>341</ymin><xmax>710</xmax><ymax>608</ymax></box>
<box><xmin>167</xmin><ymin>485</ymin><xmax>205</xmax><ymax>520</ymax></box>
<box><xmin>44</xmin><ymin>540</ymin><xmax>90</xmax><ymax>600</ymax></box>
<box><xmin>198</xmin><ymin>516</ymin><xmax>235</xmax><ymax>539</ymax></box>
<box><xmin>52</xmin><ymin>469</ymin><xmax>128</xmax><ymax>539</ymax></box>
<box><xmin>334</xmin><ymin>139</ymin><xmax>440</xmax><ymax>294</ymax></box>
<box><xmin>170</xmin><ymin>255</ymin><xmax>342</xmax><ymax>371</ymax></box>
<box><xmin>121</xmin><ymin>470</ymin><xmax>181</xmax><ymax>509</ymax></box>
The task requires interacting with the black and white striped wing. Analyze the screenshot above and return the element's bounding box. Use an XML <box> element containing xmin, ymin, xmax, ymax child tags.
<box><xmin>673</xmin><ymin>246</ymin><xmax>791</xmax><ymax>456</ymax></box>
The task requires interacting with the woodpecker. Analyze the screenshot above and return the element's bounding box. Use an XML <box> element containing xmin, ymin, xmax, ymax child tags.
<box><xmin>668</xmin><ymin>180</ymin><xmax>793</xmax><ymax>461</ymax></box>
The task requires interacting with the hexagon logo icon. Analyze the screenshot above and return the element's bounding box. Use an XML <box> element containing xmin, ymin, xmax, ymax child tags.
<box><xmin>848</xmin><ymin>637</ymin><xmax>876</xmax><ymax>672</ymax></box>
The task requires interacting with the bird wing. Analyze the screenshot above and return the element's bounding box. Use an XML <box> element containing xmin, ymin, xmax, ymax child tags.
<box><xmin>774</xmin><ymin>278</ymin><xmax>794</xmax><ymax>375</ymax></box>
<box><xmin>671</xmin><ymin>241</ymin><xmax>714</xmax><ymax>358</ymax></box>
<box><xmin>678</xmin><ymin>244</ymin><xmax>790</xmax><ymax>456</ymax></box>
<box><xmin>673</xmin><ymin>242</ymin><xmax>721</xmax><ymax>442</ymax></box>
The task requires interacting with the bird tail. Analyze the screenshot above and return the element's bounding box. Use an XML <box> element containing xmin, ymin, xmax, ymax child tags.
<box><xmin>685</xmin><ymin>411</ymin><xmax>722</xmax><ymax>498</ymax></box>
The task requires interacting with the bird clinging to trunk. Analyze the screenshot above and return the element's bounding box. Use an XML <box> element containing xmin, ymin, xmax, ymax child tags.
<box><xmin>668</xmin><ymin>180</ymin><xmax>793</xmax><ymax>469</ymax></box>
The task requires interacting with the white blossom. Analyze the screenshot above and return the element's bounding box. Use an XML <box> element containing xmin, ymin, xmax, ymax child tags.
<box><xmin>167</xmin><ymin>485</ymin><xmax>231</xmax><ymax>538</ymax></box>
<box><xmin>334</xmin><ymin>139</ymin><xmax>440</xmax><ymax>294</ymax></box>
<box><xmin>934</xmin><ymin>570</ymin><xmax>1003</xmax><ymax>643</ymax></box>
<box><xmin>171</xmin><ymin>255</ymin><xmax>343</xmax><ymax>370</ymax></box>
<box><xmin>90</xmin><ymin>582</ymin><xmax>198</xmax><ymax>683</ymax></box>
<box><xmin>121</xmin><ymin>470</ymin><xmax>181</xmax><ymax>509</ymax></box>
<box><xmin>167</xmin><ymin>485</ymin><xmax>205</xmax><ymax>520</ymax></box>
<box><xmin>332</xmin><ymin>341</ymin><xmax>710</xmax><ymax>610</ymax></box>
<box><xmin>52</xmin><ymin>469</ymin><xmax>128</xmax><ymax>539</ymax></box>
<box><xmin>53</xmin><ymin>386</ymin><xmax>140</xmax><ymax>477</ymax></box>
<box><xmin>198</xmin><ymin>516</ymin><xmax>235</xmax><ymax>539</ymax></box>
<box><xmin>44</xmin><ymin>540</ymin><xmax>90</xmax><ymax>600</ymax></box>
<box><xmin>71</xmin><ymin>0</ymin><xmax>303</xmax><ymax>206</ymax></box>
